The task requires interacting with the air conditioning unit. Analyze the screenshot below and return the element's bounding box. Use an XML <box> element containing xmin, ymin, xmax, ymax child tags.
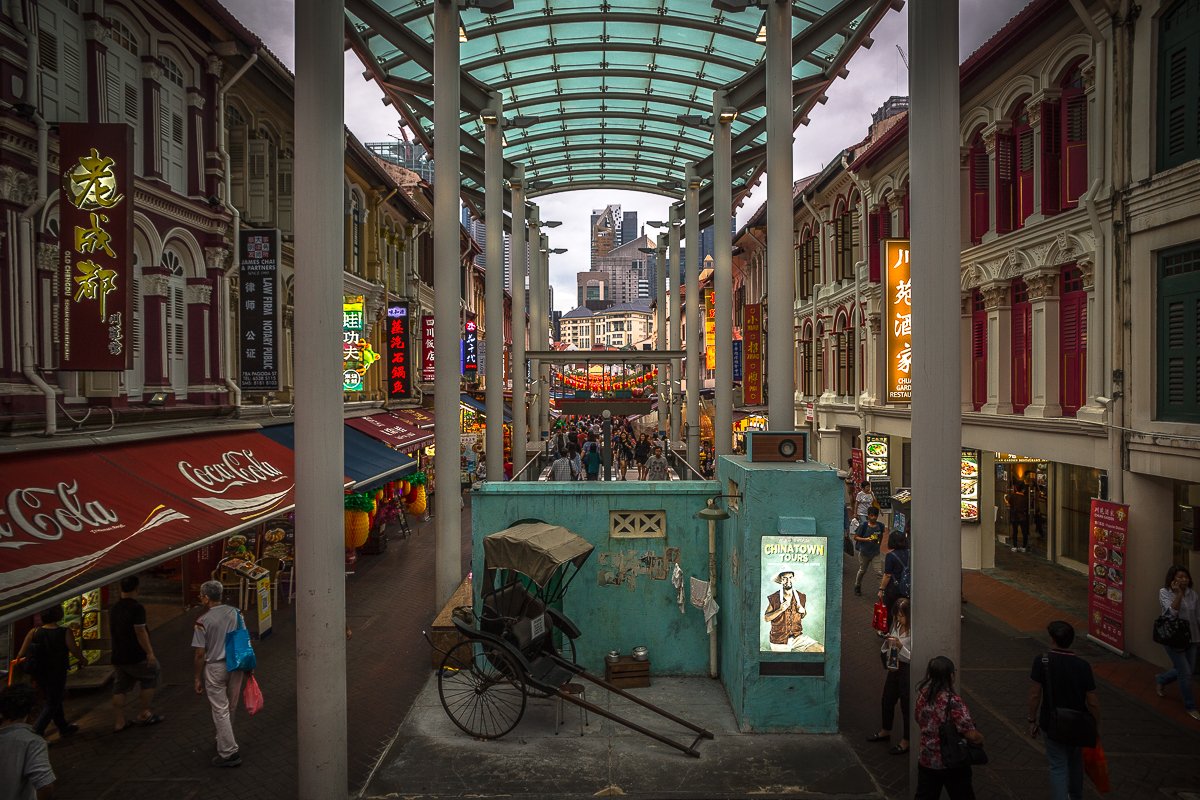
<box><xmin>745</xmin><ymin>431</ymin><xmax>809</xmax><ymax>463</ymax></box>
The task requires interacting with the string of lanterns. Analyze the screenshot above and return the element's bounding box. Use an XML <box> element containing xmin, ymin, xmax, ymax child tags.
<box><xmin>552</xmin><ymin>367</ymin><xmax>658</xmax><ymax>391</ymax></box>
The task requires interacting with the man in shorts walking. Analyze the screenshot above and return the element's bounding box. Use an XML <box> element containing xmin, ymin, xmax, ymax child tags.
<box><xmin>110</xmin><ymin>575</ymin><xmax>163</xmax><ymax>731</ymax></box>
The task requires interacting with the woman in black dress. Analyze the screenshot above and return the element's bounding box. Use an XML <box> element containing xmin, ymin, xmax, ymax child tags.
<box><xmin>18</xmin><ymin>604</ymin><xmax>86</xmax><ymax>738</ymax></box>
<box><xmin>634</xmin><ymin>434</ymin><xmax>651</xmax><ymax>480</ymax></box>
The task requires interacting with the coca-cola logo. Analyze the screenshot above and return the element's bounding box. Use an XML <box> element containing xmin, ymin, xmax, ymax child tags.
<box><xmin>178</xmin><ymin>449</ymin><xmax>284</xmax><ymax>495</ymax></box>
<box><xmin>0</xmin><ymin>482</ymin><xmax>120</xmax><ymax>549</ymax></box>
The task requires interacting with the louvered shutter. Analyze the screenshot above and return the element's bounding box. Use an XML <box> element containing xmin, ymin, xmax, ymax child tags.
<box><xmin>59</xmin><ymin>12</ymin><xmax>84</xmax><ymax>121</ymax></box>
<box><xmin>1041</xmin><ymin>101</ymin><xmax>1062</xmax><ymax>214</ymax></box>
<box><xmin>868</xmin><ymin>212</ymin><xmax>880</xmax><ymax>282</ymax></box>
<box><xmin>169</xmin><ymin>283</ymin><xmax>186</xmax><ymax>395</ymax></box>
<box><xmin>277</xmin><ymin>157</ymin><xmax>294</xmax><ymax>232</ymax></box>
<box><xmin>972</xmin><ymin>306</ymin><xmax>987</xmax><ymax>411</ymax></box>
<box><xmin>1060</xmin><ymin>288</ymin><xmax>1087</xmax><ymax>416</ymax></box>
<box><xmin>1157</xmin><ymin>245</ymin><xmax>1200</xmax><ymax>422</ymax></box>
<box><xmin>159</xmin><ymin>87</ymin><xmax>186</xmax><ymax>192</ymax></box>
<box><xmin>247</xmin><ymin>138</ymin><xmax>271</xmax><ymax>224</ymax></box>
<box><xmin>995</xmin><ymin>132</ymin><xmax>1015</xmax><ymax>233</ymax></box>
<box><xmin>228</xmin><ymin>126</ymin><xmax>247</xmax><ymax>209</ymax></box>
<box><xmin>37</xmin><ymin>10</ymin><xmax>61</xmax><ymax>121</ymax></box>
<box><xmin>1157</xmin><ymin>14</ymin><xmax>1199</xmax><ymax>171</ymax></box>
<box><xmin>126</xmin><ymin>269</ymin><xmax>144</xmax><ymax>398</ymax></box>
<box><xmin>969</xmin><ymin>143</ymin><xmax>989</xmax><ymax>243</ymax></box>
<box><xmin>1017</xmin><ymin>125</ymin><xmax>1035</xmax><ymax>226</ymax></box>
<box><xmin>1063</xmin><ymin>93</ymin><xmax>1088</xmax><ymax>204</ymax></box>
<box><xmin>1011</xmin><ymin>300</ymin><xmax>1031</xmax><ymax>413</ymax></box>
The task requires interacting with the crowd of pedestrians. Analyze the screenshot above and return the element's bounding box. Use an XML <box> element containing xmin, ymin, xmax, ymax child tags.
<box><xmin>545</xmin><ymin>416</ymin><xmax>675</xmax><ymax>481</ymax></box>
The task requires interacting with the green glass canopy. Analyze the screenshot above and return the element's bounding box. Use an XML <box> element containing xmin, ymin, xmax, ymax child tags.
<box><xmin>345</xmin><ymin>0</ymin><xmax>893</xmax><ymax>214</ymax></box>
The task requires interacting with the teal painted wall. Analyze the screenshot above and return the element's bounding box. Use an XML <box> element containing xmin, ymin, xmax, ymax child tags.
<box><xmin>472</xmin><ymin>480</ymin><xmax>720</xmax><ymax>675</ymax></box>
<box><xmin>716</xmin><ymin>456</ymin><xmax>844</xmax><ymax>733</ymax></box>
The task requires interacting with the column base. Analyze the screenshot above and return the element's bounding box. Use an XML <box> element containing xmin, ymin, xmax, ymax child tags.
<box><xmin>1022</xmin><ymin>402</ymin><xmax>1062</xmax><ymax>418</ymax></box>
<box><xmin>980</xmin><ymin>401</ymin><xmax>1014</xmax><ymax>415</ymax></box>
<box><xmin>1074</xmin><ymin>403</ymin><xmax>1109</xmax><ymax>425</ymax></box>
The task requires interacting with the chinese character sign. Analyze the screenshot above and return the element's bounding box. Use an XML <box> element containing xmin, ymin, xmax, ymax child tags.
<box><xmin>462</xmin><ymin>320</ymin><xmax>478</xmax><ymax>373</ymax></box>
<box><xmin>386</xmin><ymin>302</ymin><xmax>412</xmax><ymax>400</ymax></box>
<box><xmin>1088</xmin><ymin>499</ymin><xmax>1129</xmax><ymax>653</ymax></box>
<box><xmin>342</xmin><ymin>295</ymin><xmax>380</xmax><ymax>392</ymax></box>
<box><xmin>732</xmin><ymin>339</ymin><xmax>743</xmax><ymax>382</ymax></box>
<box><xmin>704</xmin><ymin>288</ymin><xmax>716</xmax><ymax>371</ymax></box>
<box><xmin>743</xmin><ymin>303</ymin><xmax>763</xmax><ymax>405</ymax></box>
<box><xmin>238</xmin><ymin>229</ymin><xmax>279</xmax><ymax>391</ymax></box>
<box><xmin>883</xmin><ymin>239</ymin><xmax>912</xmax><ymax>403</ymax></box>
<box><xmin>421</xmin><ymin>315</ymin><xmax>436</xmax><ymax>383</ymax></box>
<box><xmin>58</xmin><ymin>123</ymin><xmax>133</xmax><ymax>370</ymax></box>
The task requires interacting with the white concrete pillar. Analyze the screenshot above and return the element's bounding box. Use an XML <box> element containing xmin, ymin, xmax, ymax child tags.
<box><xmin>908</xmin><ymin>0</ymin><xmax>961</xmax><ymax>753</ymax></box>
<box><xmin>484</xmin><ymin>92</ymin><xmax>504</xmax><ymax>481</ymax></box>
<box><xmin>510</xmin><ymin>167</ymin><xmax>527</xmax><ymax>472</ymax></box>
<box><xmin>766</xmin><ymin>0</ymin><xmax>795</xmax><ymax>430</ymax></box>
<box><xmin>294</xmin><ymin>0</ymin><xmax>347</xmax><ymax>794</ymax></box>
<box><xmin>713</xmin><ymin>88</ymin><xmax>733</xmax><ymax>455</ymax></box>
<box><xmin>432</xmin><ymin>0</ymin><xmax>462</xmax><ymax>607</ymax></box>
<box><xmin>685</xmin><ymin>165</ymin><xmax>701</xmax><ymax>470</ymax></box>
<box><xmin>537</xmin><ymin>232</ymin><xmax>551</xmax><ymax>439</ymax></box>
<box><xmin>981</xmin><ymin>282</ymin><xmax>1013</xmax><ymax>415</ymax></box>
<box><xmin>656</xmin><ymin>232</ymin><xmax>668</xmax><ymax>433</ymax></box>
<box><xmin>527</xmin><ymin>205</ymin><xmax>542</xmax><ymax>447</ymax></box>
<box><xmin>1025</xmin><ymin>270</ymin><xmax>1062</xmax><ymax>418</ymax></box>
<box><xmin>668</xmin><ymin>204</ymin><xmax>682</xmax><ymax>443</ymax></box>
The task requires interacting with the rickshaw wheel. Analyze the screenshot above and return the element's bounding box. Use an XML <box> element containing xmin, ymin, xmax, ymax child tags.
<box><xmin>438</xmin><ymin>640</ymin><xmax>527</xmax><ymax>739</ymax></box>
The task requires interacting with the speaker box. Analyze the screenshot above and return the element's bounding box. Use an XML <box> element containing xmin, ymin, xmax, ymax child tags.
<box><xmin>745</xmin><ymin>431</ymin><xmax>809</xmax><ymax>463</ymax></box>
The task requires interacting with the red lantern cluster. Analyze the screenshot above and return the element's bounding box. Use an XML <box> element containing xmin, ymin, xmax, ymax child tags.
<box><xmin>555</xmin><ymin>368</ymin><xmax>658</xmax><ymax>391</ymax></box>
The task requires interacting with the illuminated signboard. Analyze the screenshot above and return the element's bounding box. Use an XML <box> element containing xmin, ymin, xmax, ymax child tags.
<box><xmin>238</xmin><ymin>229</ymin><xmax>279</xmax><ymax>391</ymax></box>
<box><xmin>760</xmin><ymin>535</ymin><xmax>826</xmax><ymax>653</ymax></box>
<box><xmin>462</xmin><ymin>320</ymin><xmax>478</xmax><ymax>373</ymax></box>
<box><xmin>960</xmin><ymin>448</ymin><xmax>981</xmax><ymax>523</ymax></box>
<box><xmin>342</xmin><ymin>295</ymin><xmax>380</xmax><ymax>393</ymax></box>
<box><xmin>743</xmin><ymin>303</ymin><xmax>763</xmax><ymax>405</ymax></box>
<box><xmin>704</xmin><ymin>288</ymin><xmax>716</xmax><ymax>371</ymax></box>
<box><xmin>58</xmin><ymin>123</ymin><xmax>133</xmax><ymax>370</ymax></box>
<box><xmin>386</xmin><ymin>302</ymin><xmax>411</xmax><ymax>400</ymax></box>
<box><xmin>864</xmin><ymin>434</ymin><xmax>889</xmax><ymax>477</ymax></box>
<box><xmin>421</xmin><ymin>315</ymin><xmax>436</xmax><ymax>383</ymax></box>
<box><xmin>883</xmin><ymin>239</ymin><xmax>912</xmax><ymax>403</ymax></box>
<box><xmin>732</xmin><ymin>339</ymin><xmax>743</xmax><ymax>382</ymax></box>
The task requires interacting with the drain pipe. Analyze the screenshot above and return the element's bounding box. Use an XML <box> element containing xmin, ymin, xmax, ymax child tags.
<box><xmin>15</xmin><ymin>2</ymin><xmax>56</xmax><ymax>435</ymax></box>
<box><xmin>217</xmin><ymin>49</ymin><xmax>260</xmax><ymax>413</ymax></box>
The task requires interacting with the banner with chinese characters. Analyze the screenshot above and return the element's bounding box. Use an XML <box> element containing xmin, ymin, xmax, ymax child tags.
<box><xmin>732</xmin><ymin>339</ymin><xmax>743</xmax><ymax>382</ymax></box>
<box><xmin>462</xmin><ymin>320</ymin><xmax>478</xmax><ymax>373</ymax></box>
<box><xmin>342</xmin><ymin>295</ymin><xmax>380</xmax><ymax>393</ymax></box>
<box><xmin>386</xmin><ymin>301</ymin><xmax>412</xmax><ymax>400</ymax></box>
<box><xmin>883</xmin><ymin>239</ymin><xmax>912</xmax><ymax>403</ymax></box>
<box><xmin>743</xmin><ymin>303</ymin><xmax>762</xmax><ymax>405</ymax></box>
<box><xmin>238</xmin><ymin>229</ymin><xmax>279</xmax><ymax>391</ymax></box>
<box><xmin>1088</xmin><ymin>499</ymin><xmax>1129</xmax><ymax>654</ymax></box>
<box><xmin>421</xmin><ymin>315</ymin><xmax>436</xmax><ymax>383</ymax></box>
<box><xmin>704</xmin><ymin>288</ymin><xmax>716</xmax><ymax>370</ymax></box>
<box><xmin>58</xmin><ymin>123</ymin><xmax>133</xmax><ymax>370</ymax></box>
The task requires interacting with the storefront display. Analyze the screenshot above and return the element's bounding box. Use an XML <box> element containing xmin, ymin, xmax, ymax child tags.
<box><xmin>63</xmin><ymin>589</ymin><xmax>103</xmax><ymax>671</ymax></box>
<box><xmin>960</xmin><ymin>449</ymin><xmax>981</xmax><ymax>523</ymax></box>
<box><xmin>1087</xmin><ymin>499</ymin><xmax>1129</xmax><ymax>653</ymax></box>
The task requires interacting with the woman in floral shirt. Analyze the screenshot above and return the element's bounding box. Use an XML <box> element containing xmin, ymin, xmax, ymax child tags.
<box><xmin>914</xmin><ymin>656</ymin><xmax>985</xmax><ymax>799</ymax></box>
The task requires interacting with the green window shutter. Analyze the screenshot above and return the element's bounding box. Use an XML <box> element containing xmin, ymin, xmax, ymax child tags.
<box><xmin>1158</xmin><ymin>0</ymin><xmax>1200</xmax><ymax>171</ymax></box>
<box><xmin>1158</xmin><ymin>244</ymin><xmax>1200</xmax><ymax>422</ymax></box>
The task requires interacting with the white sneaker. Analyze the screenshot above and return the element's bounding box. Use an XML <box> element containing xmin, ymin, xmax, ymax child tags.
<box><xmin>1011</xmin><ymin>546</ymin><xmax>1019</xmax><ymax>552</ymax></box>
<box><xmin>1188</xmin><ymin>709</ymin><xmax>1200</xmax><ymax>722</ymax></box>
<box><xmin>1019</xmin><ymin>547</ymin><xmax>1027</xmax><ymax>553</ymax></box>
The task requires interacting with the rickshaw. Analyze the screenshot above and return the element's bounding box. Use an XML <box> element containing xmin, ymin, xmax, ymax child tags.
<box><xmin>430</xmin><ymin>521</ymin><xmax>713</xmax><ymax>757</ymax></box>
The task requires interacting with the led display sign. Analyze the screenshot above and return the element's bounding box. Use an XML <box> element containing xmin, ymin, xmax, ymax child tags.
<box><xmin>883</xmin><ymin>239</ymin><xmax>912</xmax><ymax>403</ymax></box>
<box><xmin>342</xmin><ymin>295</ymin><xmax>380</xmax><ymax>392</ymax></box>
<box><xmin>386</xmin><ymin>302</ymin><xmax>412</xmax><ymax>400</ymax></box>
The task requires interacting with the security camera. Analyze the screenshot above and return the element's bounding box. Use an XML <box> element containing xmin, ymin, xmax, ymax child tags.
<box><xmin>1096</xmin><ymin>396</ymin><xmax>1113</xmax><ymax>406</ymax></box>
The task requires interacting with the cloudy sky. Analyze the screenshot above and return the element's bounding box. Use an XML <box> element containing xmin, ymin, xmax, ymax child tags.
<box><xmin>223</xmin><ymin>0</ymin><xmax>1027</xmax><ymax>312</ymax></box>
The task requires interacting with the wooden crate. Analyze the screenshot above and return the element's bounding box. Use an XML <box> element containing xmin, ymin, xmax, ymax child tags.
<box><xmin>604</xmin><ymin>655</ymin><xmax>651</xmax><ymax>688</ymax></box>
<box><xmin>429</xmin><ymin>574</ymin><xmax>473</xmax><ymax>669</ymax></box>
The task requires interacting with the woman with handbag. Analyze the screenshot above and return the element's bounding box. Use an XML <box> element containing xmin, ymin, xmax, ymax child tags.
<box><xmin>914</xmin><ymin>656</ymin><xmax>985</xmax><ymax>799</ymax></box>
<box><xmin>866</xmin><ymin>597</ymin><xmax>911</xmax><ymax>755</ymax></box>
<box><xmin>16</xmin><ymin>604</ymin><xmax>86</xmax><ymax>739</ymax></box>
<box><xmin>1154</xmin><ymin>565</ymin><xmax>1199</xmax><ymax>721</ymax></box>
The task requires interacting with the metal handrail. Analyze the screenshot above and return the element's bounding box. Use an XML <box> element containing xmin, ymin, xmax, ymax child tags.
<box><xmin>668</xmin><ymin>448</ymin><xmax>706</xmax><ymax>481</ymax></box>
<box><xmin>512</xmin><ymin>449</ymin><xmax>545</xmax><ymax>481</ymax></box>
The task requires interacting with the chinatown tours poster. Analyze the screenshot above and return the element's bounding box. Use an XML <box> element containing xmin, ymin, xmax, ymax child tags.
<box><xmin>1087</xmin><ymin>498</ymin><xmax>1129</xmax><ymax>654</ymax></box>
<box><xmin>760</xmin><ymin>536</ymin><xmax>826</xmax><ymax>653</ymax></box>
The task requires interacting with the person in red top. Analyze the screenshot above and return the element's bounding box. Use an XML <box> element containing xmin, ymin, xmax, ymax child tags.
<box><xmin>914</xmin><ymin>656</ymin><xmax>985</xmax><ymax>799</ymax></box>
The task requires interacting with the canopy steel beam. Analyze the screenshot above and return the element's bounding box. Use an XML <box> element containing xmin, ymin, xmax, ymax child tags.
<box><xmin>527</xmin><ymin>181</ymin><xmax>681</xmax><ymax>200</ymax></box>
<box><xmin>526</xmin><ymin>156</ymin><xmax>687</xmax><ymax>175</ymax></box>
<box><xmin>513</xmin><ymin>141</ymin><xmax>708</xmax><ymax>165</ymax></box>
<box><xmin>494</xmin><ymin>68</ymin><xmax>723</xmax><ymax>94</ymax></box>
<box><xmin>461</xmin><ymin>91</ymin><xmax>716</xmax><ymax>119</ymax></box>
<box><xmin>469</xmin><ymin>42</ymin><xmax>749</xmax><ymax>74</ymax></box>
<box><xmin>506</xmin><ymin>127</ymin><xmax>711</xmax><ymax>155</ymax></box>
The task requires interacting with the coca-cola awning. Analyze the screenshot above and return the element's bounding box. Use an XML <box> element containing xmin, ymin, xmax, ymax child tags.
<box><xmin>0</xmin><ymin>431</ymin><xmax>299</xmax><ymax>625</ymax></box>
<box><xmin>346</xmin><ymin>412</ymin><xmax>433</xmax><ymax>451</ymax></box>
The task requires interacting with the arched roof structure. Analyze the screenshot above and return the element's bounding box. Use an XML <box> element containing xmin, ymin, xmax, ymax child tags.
<box><xmin>345</xmin><ymin>0</ymin><xmax>894</xmax><ymax>221</ymax></box>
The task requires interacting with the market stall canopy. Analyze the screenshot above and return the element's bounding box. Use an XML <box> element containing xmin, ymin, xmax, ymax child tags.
<box><xmin>460</xmin><ymin>393</ymin><xmax>513</xmax><ymax>423</ymax></box>
<box><xmin>344</xmin><ymin>0</ymin><xmax>892</xmax><ymax>220</ymax></box>
<box><xmin>346</xmin><ymin>411</ymin><xmax>434</xmax><ymax>450</ymax></box>
<box><xmin>483</xmin><ymin>522</ymin><xmax>594</xmax><ymax>588</ymax></box>
<box><xmin>260</xmin><ymin>423</ymin><xmax>417</xmax><ymax>490</ymax></box>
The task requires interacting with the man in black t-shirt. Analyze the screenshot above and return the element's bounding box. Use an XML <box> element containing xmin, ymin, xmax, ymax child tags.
<box><xmin>1027</xmin><ymin>620</ymin><xmax>1099</xmax><ymax>800</ymax></box>
<box><xmin>110</xmin><ymin>575</ymin><xmax>163</xmax><ymax>731</ymax></box>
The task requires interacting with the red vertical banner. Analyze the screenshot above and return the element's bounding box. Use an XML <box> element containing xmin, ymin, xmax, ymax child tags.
<box><xmin>850</xmin><ymin>448</ymin><xmax>864</xmax><ymax>486</ymax></box>
<box><xmin>1087</xmin><ymin>499</ymin><xmax>1129</xmax><ymax>653</ymax></box>
<box><xmin>421</xmin><ymin>315</ymin><xmax>436</xmax><ymax>383</ymax></box>
<box><xmin>386</xmin><ymin>301</ymin><xmax>411</xmax><ymax>400</ymax></box>
<box><xmin>743</xmin><ymin>303</ymin><xmax>762</xmax><ymax>405</ymax></box>
<box><xmin>58</xmin><ymin>123</ymin><xmax>134</xmax><ymax>370</ymax></box>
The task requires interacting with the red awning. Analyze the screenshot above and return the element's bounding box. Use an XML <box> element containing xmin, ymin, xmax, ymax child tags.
<box><xmin>0</xmin><ymin>431</ymin><xmax>298</xmax><ymax>624</ymax></box>
<box><xmin>390</xmin><ymin>407</ymin><xmax>435</xmax><ymax>430</ymax></box>
<box><xmin>347</xmin><ymin>412</ymin><xmax>433</xmax><ymax>451</ymax></box>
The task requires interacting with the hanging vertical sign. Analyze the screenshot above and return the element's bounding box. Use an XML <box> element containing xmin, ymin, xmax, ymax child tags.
<box><xmin>238</xmin><ymin>229</ymin><xmax>280</xmax><ymax>391</ymax></box>
<box><xmin>462</xmin><ymin>320</ymin><xmax>478</xmax><ymax>373</ymax></box>
<box><xmin>342</xmin><ymin>295</ymin><xmax>380</xmax><ymax>392</ymax></box>
<box><xmin>58</xmin><ymin>123</ymin><xmax>134</xmax><ymax>370</ymax></box>
<box><xmin>732</xmin><ymin>339</ymin><xmax>743</xmax><ymax>382</ymax></box>
<box><xmin>421</xmin><ymin>315</ymin><xmax>436</xmax><ymax>383</ymax></box>
<box><xmin>1087</xmin><ymin>499</ymin><xmax>1129</xmax><ymax>654</ymax></box>
<box><xmin>386</xmin><ymin>301</ymin><xmax>411</xmax><ymax>400</ymax></box>
<box><xmin>743</xmin><ymin>303</ymin><xmax>763</xmax><ymax>405</ymax></box>
<box><xmin>883</xmin><ymin>239</ymin><xmax>912</xmax><ymax>403</ymax></box>
<box><xmin>960</xmin><ymin>448</ymin><xmax>981</xmax><ymax>523</ymax></box>
<box><xmin>704</xmin><ymin>288</ymin><xmax>716</xmax><ymax>370</ymax></box>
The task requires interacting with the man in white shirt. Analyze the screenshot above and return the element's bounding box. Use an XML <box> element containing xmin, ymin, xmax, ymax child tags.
<box><xmin>854</xmin><ymin>481</ymin><xmax>875</xmax><ymax>524</ymax></box>
<box><xmin>192</xmin><ymin>580</ymin><xmax>244</xmax><ymax>767</ymax></box>
<box><xmin>0</xmin><ymin>684</ymin><xmax>55</xmax><ymax>800</ymax></box>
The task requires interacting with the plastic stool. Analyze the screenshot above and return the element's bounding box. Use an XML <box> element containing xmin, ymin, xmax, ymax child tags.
<box><xmin>555</xmin><ymin>682</ymin><xmax>588</xmax><ymax>736</ymax></box>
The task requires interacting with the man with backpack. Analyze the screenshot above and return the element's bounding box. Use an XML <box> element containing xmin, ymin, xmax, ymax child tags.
<box><xmin>878</xmin><ymin>531</ymin><xmax>910</xmax><ymax>634</ymax></box>
<box><xmin>852</xmin><ymin>507</ymin><xmax>886</xmax><ymax>596</ymax></box>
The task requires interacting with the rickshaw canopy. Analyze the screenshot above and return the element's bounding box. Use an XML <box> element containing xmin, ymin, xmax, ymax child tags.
<box><xmin>483</xmin><ymin>522</ymin><xmax>594</xmax><ymax>588</ymax></box>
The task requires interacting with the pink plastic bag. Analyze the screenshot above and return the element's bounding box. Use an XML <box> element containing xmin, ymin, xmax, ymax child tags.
<box><xmin>243</xmin><ymin>673</ymin><xmax>264</xmax><ymax>716</ymax></box>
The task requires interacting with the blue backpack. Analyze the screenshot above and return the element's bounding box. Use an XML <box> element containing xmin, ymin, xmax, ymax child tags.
<box><xmin>893</xmin><ymin>550</ymin><xmax>912</xmax><ymax>597</ymax></box>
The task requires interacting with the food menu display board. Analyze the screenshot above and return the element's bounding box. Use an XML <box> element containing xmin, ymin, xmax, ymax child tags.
<box><xmin>864</xmin><ymin>435</ymin><xmax>889</xmax><ymax>477</ymax></box>
<box><xmin>1088</xmin><ymin>499</ymin><xmax>1129</xmax><ymax>653</ymax></box>
<box><xmin>62</xmin><ymin>589</ymin><xmax>103</xmax><ymax>670</ymax></box>
<box><xmin>960</xmin><ymin>448</ymin><xmax>981</xmax><ymax>523</ymax></box>
<box><xmin>850</xmin><ymin>448</ymin><xmax>864</xmax><ymax>487</ymax></box>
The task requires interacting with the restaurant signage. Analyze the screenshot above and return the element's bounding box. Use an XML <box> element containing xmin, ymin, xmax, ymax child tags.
<box><xmin>238</xmin><ymin>229</ymin><xmax>280</xmax><ymax>391</ymax></box>
<box><xmin>1088</xmin><ymin>499</ymin><xmax>1129</xmax><ymax>653</ymax></box>
<box><xmin>883</xmin><ymin>239</ymin><xmax>912</xmax><ymax>403</ymax></box>
<box><xmin>732</xmin><ymin>339</ymin><xmax>743</xmax><ymax>382</ymax></box>
<box><xmin>704</xmin><ymin>289</ymin><xmax>716</xmax><ymax>371</ymax></box>
<box><xmin>960</xmin><ymin>448</ymin><xmax>981</xmax><ymax>523</ymax></box>
<box><xmin>421</xmin><ymin>315</ymin><xmax>436</xmax><ymax>383</ymax></box>
<box><xmin>462</xmin><ymin>320</ymin><xmax>478</xmax><ymax>373</ymax></box>
<box><xmin>58</xmin><ymin>123</ymin><xmax>133</xmax><ymax>370</ymax></box>
<box><xmin>864</xmin><ymin>434</ymin><xmax>889</xmax><ymax>478</ymax></box>
<box><xmin>386</xmin><ymin>301</ymin><xmax>411</xmax><ymax>400</ymax></box>
<box><xmin>343</xmin><ymin>295</ymin><xmax>380</xmax><ymax>393</ymax></box>
<box><xmin>743</xmin><ymin>303</ymin><xmax>763</xmax><ymax>405</ymax></box>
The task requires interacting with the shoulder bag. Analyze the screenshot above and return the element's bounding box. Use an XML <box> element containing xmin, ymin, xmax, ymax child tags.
<box><xmin>1152</xmin><ymin>613</ymin><xmax>1191</xmax><ymax>650</ymax></box>
<box><xmin>225</xmin><ymin>611</ymin><xmax>257</xmax><ymax>672</ymax></box>
<box><xmin>940</xmin><ymin>696</ymin><xmax>988</xmax><ymax>767</ymax></box>
<box><xmin>1040</xmin><ymin>653</ymin><xmax>1097</xmax><ymax>747</ymax></box>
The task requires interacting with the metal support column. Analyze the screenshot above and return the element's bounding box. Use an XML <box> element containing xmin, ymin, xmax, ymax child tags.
<box><xmin>484</xmin><ymin>92</ymin><xmax>504</xmax><ymax>481</ymax></box>
<box><xmin>908</xmin><ymin>0</ymin><xmax>961</xmax><ymax>779</ymax></box>
<box><xmin>433</xmin><ymin>0</ymin><xmax>462</xmax><ymax>607</ymax></box>
<box><xmin>765</xmin><ymin>0</ymin><xmax>796</xmax><ymax>430</ymax></box>
<box><xmin>294</xmin><ymin>0</ymin><xmax>346</xmax><ymax>795</ymax></box>
<box><xmin>527</xmin><ymin>205</ymin><xmax>542</xmax><ymax>449</ymax></box>
<box><xmin>684</xmin><ymin>165</ymin><xmax>701</xmax><ymax>471</ymax></box>
<box><xmin>668</xmin><ymin>204</ymin><xmax>682</xmax><ymax>445</ymax></box>
<box><xmin>538</xmin><ymin>232</ymin><xmax>551</xmax><ymax>439</ymax></box>
<box><xmin>713</xmin><ymin>89</ymin><xmax>733</xmax><ymax>456</ymax></box>
<box><xmin>655</xmin><ymin>232</ymin><xmax>668</xmax><ymax>433</ymax></box>
<box><xmin>510</xmin><ymin>167</ymin><xmax>527</xmax><ymax>475</ymax></box>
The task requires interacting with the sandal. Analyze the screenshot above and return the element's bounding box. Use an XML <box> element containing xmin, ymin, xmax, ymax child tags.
<box><xmin>889</xmin><ymin>744</ymin><xmax>910</xmax><ymax>755</ymax></box>
<box><xmin>866</xmin><ymin>732</ymin><xmax>890</xmax><ymax>742</ymax></box>
<box><xmin>136</xmin><ymin>713</ymin><xmax>165</xmax><ymax>726</ymax></box>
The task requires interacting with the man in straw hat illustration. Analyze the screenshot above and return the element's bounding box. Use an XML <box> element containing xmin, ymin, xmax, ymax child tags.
<box><xmin>763</xmin><ymin>570</ymin><xmax>821</xmax><ymax>652</ymax></box>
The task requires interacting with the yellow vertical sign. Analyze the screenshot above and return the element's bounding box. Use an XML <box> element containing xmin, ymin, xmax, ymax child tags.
<box><xmin>256</xmin><ymin>576</ymin><xmax>272</xmax><ymax>637</ymax></box>
<box><xmin>883</xmin><ymin>239</ymin><xmax>912</xmax><ymax>403</ymax></box>
<box><xmin>704</xmin><ymin>288</ymin><xmax>716</xmax><ymax>370</ymax></box>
